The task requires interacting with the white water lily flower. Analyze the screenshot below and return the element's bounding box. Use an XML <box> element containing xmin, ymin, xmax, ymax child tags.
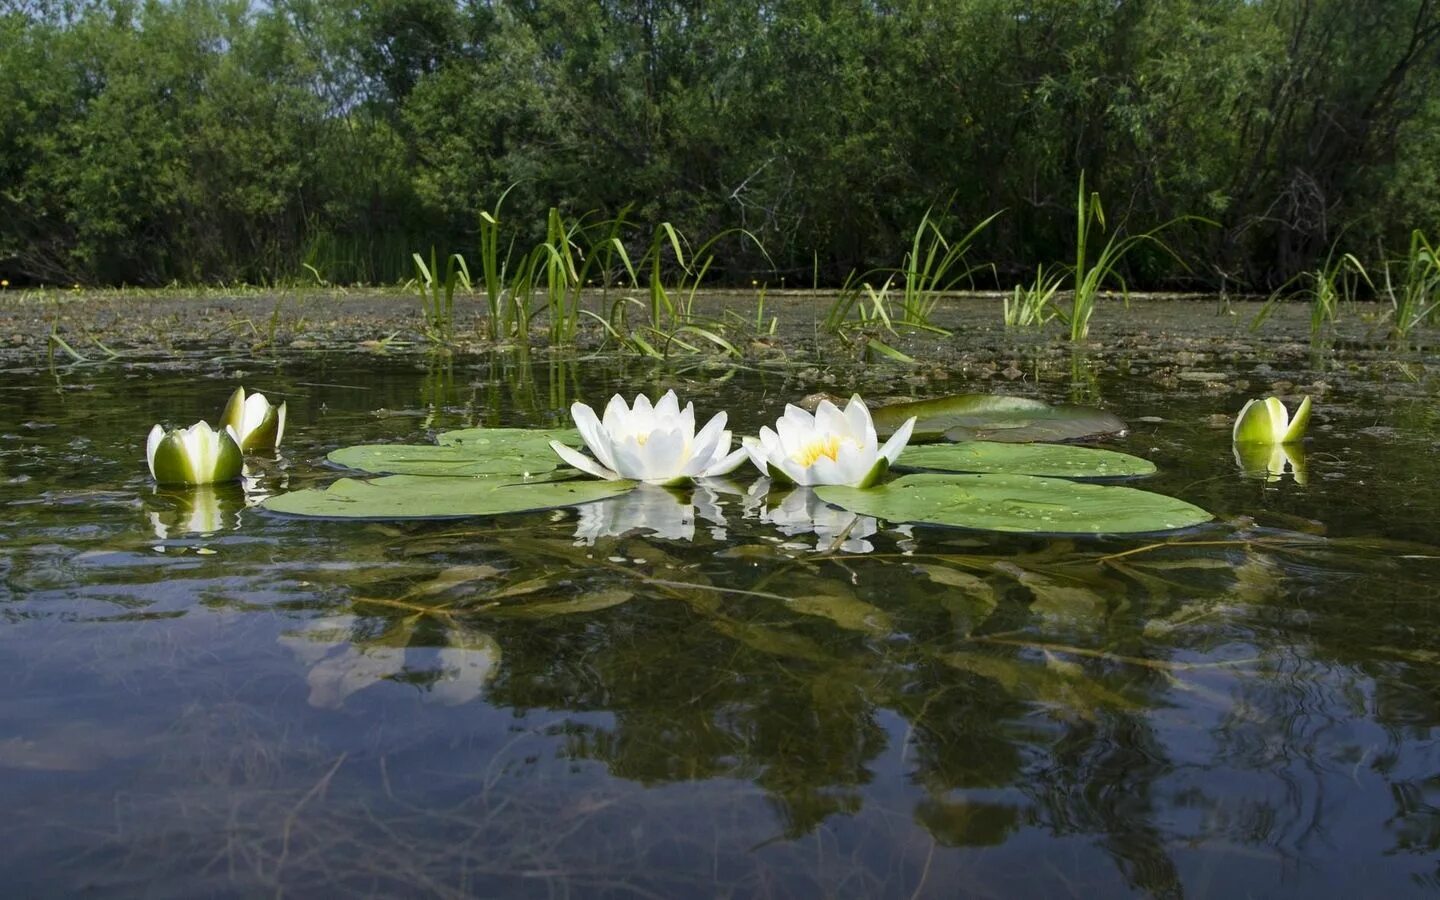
<box><xmin>743</xmin><ymin>394</ymin><xmax>916</xmax><ymax>487</ymax></box>
<box><xmin>221</xmin><ymin>386</ymin><xmax>287</xmax><ymax>451</ymax></box>
<box><xmin>1232</xmin><ymin>395</ymin><xmax>1311</xmax><ymax>445</ymax></box>
<box><xmin>549</xmin><ymin>391</ymin><xmax>747</xmax><ymax>484</ymax></box>
<box><xmin>146</xmin><ymin>421</ymin><xmax>243</xmax><ymax>485</ymax></box>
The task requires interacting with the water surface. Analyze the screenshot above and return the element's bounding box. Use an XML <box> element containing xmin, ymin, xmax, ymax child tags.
<box><xmin>4</xmin><ymin>334</ymin><xmax>1440</xmax><ymax>897</ymax></box>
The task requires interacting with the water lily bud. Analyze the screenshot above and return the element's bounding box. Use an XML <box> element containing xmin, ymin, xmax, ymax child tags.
<box><xmin>146</xmin><ymin>421</ymin><xmax>244</xmax><ymax>485</ymax></box>
<box><xmin>1232</xmin><ymin>396</ymin><xmax>1311</xmax><ymax>445</ymax></box>
<box><xmin>549</xmin><ymin>391</ymin><xmax>747</xmax><ymax>484</ymax></box>
<box><xmin>221</xmin><ymin>387</ymin><xmax>287</xmax><ymax>451</ymax></box>
<box><xmin>743</xmin><ymin>394</ymin><xmax>916</xmax><ymax>488</ymax></box>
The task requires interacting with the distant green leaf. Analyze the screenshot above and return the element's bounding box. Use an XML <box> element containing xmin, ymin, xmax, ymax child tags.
<box><xmin>263</xmin><ymin>474</ymin><xmax>633</xmax><ymax>519</ymax></box>
<box><xmin>815</xmin><ymin>474</ymin><xmax>1211</xmax><ymax>535</ymax></box>
<box><xmin>869</xmin><ymin>394</ymin><xmax>1126</xmax><ymax>443</ymax></box>
<box><xmin>898</xmin><ymin>441</ymin><xmax>1155</xmax><ymax>478</ymax></box>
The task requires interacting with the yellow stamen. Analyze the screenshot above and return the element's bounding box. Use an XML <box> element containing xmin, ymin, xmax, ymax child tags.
<box><xmin>794</xmin><ymin>434</ymin><xmax>842</xmax><ymax>468</ymax></box>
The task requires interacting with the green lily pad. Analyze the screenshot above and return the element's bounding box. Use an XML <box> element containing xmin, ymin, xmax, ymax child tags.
<box><xmin>328</xmin><ymin>427</ymin><xmax>581</xmax><ymax>477</ymax></box>
<box><xmin>437</xmin><ymin>426</ymin><xmax>580</xmax><ymax>448</ymax></box>
<box><xmin>263</xmin><ymin>474</ymin><xmax>633</xmax><ymax>519</ymax></box>
<box><xmin>870</xmin><ymin>394</ymin><xmax>1127</xmax><ymax>443</ymax></box>
<box><xmin>897</xmin><ymin>441</ymin><xmax>1155</xmax><ymax>478</ymax></box>
<box><xmin>328</xmin><ymin>444</ymin><xmax>555</xmax><ymax>477</ymax></box>
<box><xmin>815</xmin><ymin>473</ymin><xmax>1211</xmax><ymax>535</ymax></box>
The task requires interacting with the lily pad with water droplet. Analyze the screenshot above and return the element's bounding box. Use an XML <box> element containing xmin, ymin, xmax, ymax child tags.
<box><xmin>815</xmin><ymin>473</ymin><xmax>1211</xmax><ymax>535</ymax></box>
<box><xmin>328</xmin><ymin>427</ymin><xmax>580</xmax><ymax>477</ymax></box>
<box><xmin>263</xmin><ymin>473</ymin><xmax>633</xmax><ymax>519</ymax></box>
<box><xmin>869</xmin><ymin>394</ymin><xmax>1127</xmax><ymax>443</ymax></box>
<box><xmin>897</xmin><ymin>441</ymin><xmax>1155</xmax><ymax>478</ymax></box>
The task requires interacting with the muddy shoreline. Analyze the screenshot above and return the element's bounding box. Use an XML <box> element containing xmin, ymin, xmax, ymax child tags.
<box><xmin>0</xmin><ymin>287</ymin><xmax>1407</xmax><ymax>364</ymax></box>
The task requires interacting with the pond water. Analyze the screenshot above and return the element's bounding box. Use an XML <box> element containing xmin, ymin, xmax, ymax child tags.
<box><xmin>4</xmin><ymin>322</ymin><xmax>1440</xmax><ymax>897</ymax></box>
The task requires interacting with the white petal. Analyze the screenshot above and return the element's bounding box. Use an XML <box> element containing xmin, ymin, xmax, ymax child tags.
<box><xmin>637</xmin><ymin>428</ymin><xmax>687</xmax><ymax>481</ymax></box>
<box><xmin>782</xmin><ymin>404</ymin><xmax>816</xmax><ymax>429</ymax></box>
<box><xmin>550</xmin><ymin>440</ymin><xmax>620</xmax><ymax>480</ymax></box>
<box><xmin>805</xmin><ymin>453</ymin><xmax>849</xmax><ymax>486</ymax></box>
<box><xmin>1265</xmin><ymin>397</ymin><xmax>1290</xmax><ymax>443</ymax></box>
<box><xmin>878</xmin><ymin>415</ymin><xmax>917</xmax><ymax>465</ymax></box>
<box><xmin>274</xmin><ymin>402</ymin><xmax>287</xmax><ymax>448</ymax></box>
<box><xmin>572</xmin><ymin>401</ymin><xmax>620</xmax><ymax>472</ymax></box>
<box><xmin>832</xmin><ymin>440</ymin><xmax>875</xmax><ymax>485</ymax></box>
<box><xmin>756</xmin><ymin>426</ymin><xmax>784</xmax><ymax>457</ymax></box>
<box><xmin>610</xmin><ymin>436</ymin><xmax>650</xmax><ymax>480</ymax></box>
<box><xmin>813</xmin><ymin>399</ymin><xmax>846</xmax><ymax>436</ymax></box>
<box><xmin>842</xmin><ymin>395</ymin><xmax>872</xmax><ymax>439</ymax></box>
<box><xmin>183</xmin><ymin>421</ymin><xmax>212</xmax><ymax>477</ymax></box>
<box><xmin>702</xmin><ymin>446</ymin><xmax>750</xmax><ymax>477</ymax></box>
<box><xmin>777</xmin><ymin>456</ymin><xmax>816</xmax><ymax>486</ymax></box>
<box><xmin>704</xmin><ymin>429</ymin><xmax>735</xmax><ymax>469</ymax></box>
<box><xmin>681</xmin><ymin>412</ymin><xmax>728</xmax><ymax>476</ymax></box>
<box><xmin>146</xmin><ymin>424</ymin><xmax>165</xmax><ymax>480</ymax></box>
<box><xmin>742</xmin><ymin>436</ymin><xmax>771</xmax><ymax>476</ymax></box>
<box><xmin>774</xmin><ymin>415</ymin><xmax>809</xmax><ymax>459</ymax></box>
<box><xmin>655</xmin><ymin>390</ymin><xmax>680</xmax><ymax>420</ymax></box>
<box><xmin>242</xmin><ymin>393</ymin><xmax>271</xmax><ymax>438</ymax></box>
<box><xmin>602</xmin><ymin>394</ymin><xmax>633</xmax><ymax>434</ymax></box>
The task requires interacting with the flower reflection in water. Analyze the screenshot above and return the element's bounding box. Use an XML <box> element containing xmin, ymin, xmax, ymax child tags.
<box><xmin>573</xmin><ymin>482</ymin><xmax>730</xmax><ymax>544</ymax></box>
<box><xmin>145</xmin><ymin>472</ymin><xmax>270</xmax><ymax>540</ymax></box>
<box><xmin>1233</xmin><ymin>440</ymin><xmax>1308</xmax><ymax>484</ymax></box>
<box><xmin>746</xmin><ymin>482</ymin><xmax>881</xmax><ymax>554</ymax></box>
<box><xmin>146</xmin><ymin>483</ymin><xmax>246</xmax><ymax>540</ymax></box>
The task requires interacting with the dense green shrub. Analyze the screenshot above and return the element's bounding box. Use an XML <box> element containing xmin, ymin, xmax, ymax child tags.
<box><xmin>1</xmin><ymin>0</ymin><xmax>1437</xmax><ymax>289</ymax></box>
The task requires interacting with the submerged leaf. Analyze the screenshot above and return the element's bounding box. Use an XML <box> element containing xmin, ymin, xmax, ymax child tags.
<box><xmin>712</xmin><ymin>620</ymin><xmax>833</xmax><ymax>662</ymax></box>
<box><xmin>898</xmin><ymin>441</ymin><xmax>1155</xmax><ymax>478</ymax></box>
<box><xmin>940</xmin><ymin>650</ymin><xmax>1137</xmax><ymax>716</ymax></box>
<box><xmin>869</xmin><ymin>394</ymin><xmax>1126</xmax><ymax>443</ymax></box>
<box><xmin>403</xmin><ymin>564</ymin><xmax>504</xmax><ymax>600</ymax></box>
<box><xmin>778</xmin><ymin>576</ymin><xmax>893</xmax><ymax>634</ymax></box>
<box><xmin>263</xmin><ymin>474</ymin><xmax>634</xmax><ymax>519</ymax></box>
<box><xmin>483</xmin><ymin>588</ymin><xmax>634</xmax><ymax>618</ymax></box>
<box><xmin>914</xmin><ymin>564</ymin><xmax>999</xmax><ymax>634</ymax></box>
<box><xmin>993</xmin><ymin>562</ymin><xmax>1108</xmax><ymax>626</ymax></box>
<box><xmin>815</xmin><ymin>473</ymin><xmax>1212</xmax><ymax>535</ymax></box>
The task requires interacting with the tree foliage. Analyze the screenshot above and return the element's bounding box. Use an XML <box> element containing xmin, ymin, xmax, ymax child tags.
<box><xmin>1</xmin><ymin>0</ymin><xmax>1437</xmax><ymax>288</ymax></box>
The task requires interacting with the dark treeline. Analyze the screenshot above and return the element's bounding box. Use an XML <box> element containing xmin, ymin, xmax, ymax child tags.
<box><xmin>3</xmin><ymin>0</ymin><xmax>1438</xmax><ymax>289</ymax></box>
